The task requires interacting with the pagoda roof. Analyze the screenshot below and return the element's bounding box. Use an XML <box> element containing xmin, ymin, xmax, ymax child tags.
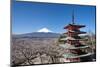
<box><xmin>63</xmin><ymin>53</ymin><xmax>93</xmax><ymax>58</ymax></box>
<box><xmin>64</xmin><ymin>24</ymin><xmax>85</xmax><ymax>29</ymax></box>
<box><xmin>60</xmin><ymin>36</ymin><xmax>85</xmax><ymax>41</ymax></box>
<box><xmin>59</xmin><ymin>43</ymin><xmax>89</xmax><ymax>49</ymax></box>
<box><xmin>64</xmin><ymin>30</ymin><xmax>86</xmax><ymax>34</ymax></box>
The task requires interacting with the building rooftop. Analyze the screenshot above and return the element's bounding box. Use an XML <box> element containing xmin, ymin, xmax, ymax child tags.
<box><xmin>59</xmin><ymin>43</ymin><xmax>89</xmax><ymax>49</ymax></box>
<box><xmin>64</xmin><ymin>30</ymin><xmax>86</xmax><ymax>34</ymax></box>
<box><xmin>60</xmin><ymin>36</ymin><xmax>86</xmax><ymax>41</ymax></box>
<box><xmin>64</xmin><ymin>24</ymin><xmax>85</xmax><ymax>29</ymax></box>
<box><xmin>63</xmin><ymin>53</ymin><xmax>93</xmax><ymax>58</ymax></box>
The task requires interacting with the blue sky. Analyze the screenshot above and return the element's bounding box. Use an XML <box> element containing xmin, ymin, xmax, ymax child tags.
<box><xmin>12</xmin><ymin>0</ymin><xmax>96</xmax><ymax>34</ymax></box>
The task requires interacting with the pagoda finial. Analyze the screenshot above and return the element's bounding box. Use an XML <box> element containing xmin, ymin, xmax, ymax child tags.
<box><xmin>72</xmin><ymin>10</ymin><xmax>75</xmax><ymax>24</ymax></box>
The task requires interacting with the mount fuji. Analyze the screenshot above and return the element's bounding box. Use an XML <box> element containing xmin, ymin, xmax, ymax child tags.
<box><xmin>13</xmin><ymin>28</ymin><xmax>61</xmax><ymax>38</ymax></box>
<box><xmin>37</xmin><ymin>28</ymin><xmax>52</xmax><ymax>33</ymax></box>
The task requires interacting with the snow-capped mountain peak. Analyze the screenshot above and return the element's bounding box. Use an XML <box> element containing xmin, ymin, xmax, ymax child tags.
<box><xmin>37</xmin><ymin>28</ymin><xmax>52</xmax><ymax>33</ymax></box>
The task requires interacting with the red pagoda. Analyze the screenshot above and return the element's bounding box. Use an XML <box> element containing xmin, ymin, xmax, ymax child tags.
<box><xmin>59</xmin><ymin>11</ymin><xmax>93</xmax><ymax>62</ymax></box>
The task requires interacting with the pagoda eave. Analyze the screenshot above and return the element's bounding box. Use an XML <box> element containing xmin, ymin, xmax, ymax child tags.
<box><xmin>64</xmin><ymin>30</ymin><xmax>86</xmax><ymax>34</ymax></box>
<box><xmin>59</xmin><ymin>44</ymin><xmax>89</xmax><ymax>49</ymax></box>
<box><xmin>60</xmin><ymin>37</ymin><xmax>86</xmax><ymax>41</ymax></box>
<box><xmin>64</xmin><ymin>24</ymin><xmax>85</xmax><ymax>29</ymax></box>
<box><xmin>63</xmin><ymin>53</ymin><xmax>93</xmax><ymax>58</ymax></box>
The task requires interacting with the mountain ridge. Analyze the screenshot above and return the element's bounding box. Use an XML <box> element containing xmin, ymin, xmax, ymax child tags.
<box><xmin>12</xmin><ymin>32</ymin><xmax>61</xmax><ymax>38</ymax></box>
